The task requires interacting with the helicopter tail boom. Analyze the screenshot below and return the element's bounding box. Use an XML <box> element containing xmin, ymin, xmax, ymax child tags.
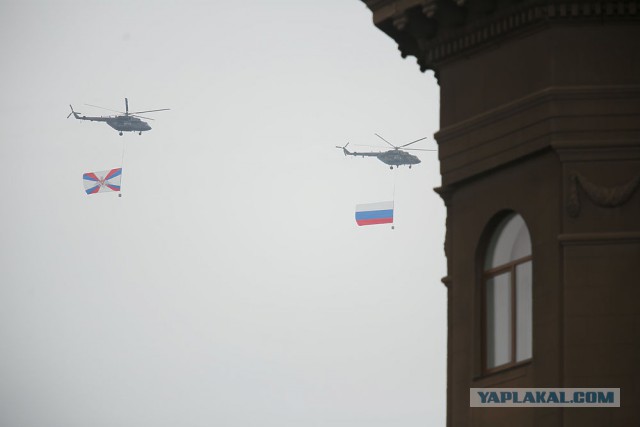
<box><xmin>336</xmin><ymin>142</ymin><xmax>379</xmax><ymax>158</ymax></box>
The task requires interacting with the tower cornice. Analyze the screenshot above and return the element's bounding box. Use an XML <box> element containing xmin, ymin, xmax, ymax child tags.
<box><xmin>361</xmin><ymin>0</ymin><xmax>640</xmax><ymax>75</ymax></box>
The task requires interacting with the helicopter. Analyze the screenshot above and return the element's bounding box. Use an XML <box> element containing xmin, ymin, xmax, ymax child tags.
<box><xmin>336</xmin><ymin>134</ymin><xmax>436</xmax><ymax>169</ymax></box>
<box><xmin>67</xmin><ymin>98</ymin><xmax>169</xmax><ymax>136</ymax></box>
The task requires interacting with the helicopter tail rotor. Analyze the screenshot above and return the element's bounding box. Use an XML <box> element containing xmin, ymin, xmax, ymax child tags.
<box><xmin>67</xmin><ymin>105</ymin><xmax>79</xmax><ymax>119</ymax></box>
<box><xmin>335</xmin><ymin>143</ymin><xmax>350</xmax><ymax>156</ymax></box>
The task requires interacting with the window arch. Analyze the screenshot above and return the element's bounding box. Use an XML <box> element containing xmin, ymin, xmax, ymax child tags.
<box><xmin>483</xmin><ymin>213</ymin><xmax>532</xmax><ymax>372</ymax></box>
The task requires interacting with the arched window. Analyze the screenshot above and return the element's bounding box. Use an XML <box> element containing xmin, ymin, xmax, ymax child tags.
<box><xmin>483</xmin><ymin>213</ymin><xmax>532</xmax><ymax>372</ymax></box>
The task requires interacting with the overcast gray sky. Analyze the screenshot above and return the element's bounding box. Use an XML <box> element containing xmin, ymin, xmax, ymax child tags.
<box><xmin>0</xmin><ymin>1</ymin><xmax>445</xmax><ymax>426</ymax></box>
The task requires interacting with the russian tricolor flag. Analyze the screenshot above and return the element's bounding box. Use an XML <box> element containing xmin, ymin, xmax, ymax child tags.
<box><xmin>355</xmin><ymin>201</ymin><xmax>394</xmax><ymax>226</ymax></box>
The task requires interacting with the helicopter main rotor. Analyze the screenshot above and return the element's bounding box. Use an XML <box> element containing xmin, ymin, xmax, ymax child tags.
<box><xmin>374</xmin><ymin>133</ymin><xmax>432</xmax><ymax>150</ymax></box>
<box><xmin>84</xmin><ymin>98</ymin><xmax>170</xmax><ymax>120</ymax></box>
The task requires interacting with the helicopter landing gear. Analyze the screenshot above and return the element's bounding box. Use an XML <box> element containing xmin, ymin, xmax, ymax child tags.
<box><xmin>119</xmin><ymin>131</ymin><xmax>123</xmax><ymax>136</ymax></box>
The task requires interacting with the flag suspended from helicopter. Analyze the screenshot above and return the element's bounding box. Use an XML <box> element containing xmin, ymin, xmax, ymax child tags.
<box><xmin>83</xmin><ymin>168</ymin><xmax>122</xmax><ymax>195</ymax></box>
<box><xmin>355</xmin><ymin>201</ymin><xmax>394</xmax><ymax>226</ymax></box>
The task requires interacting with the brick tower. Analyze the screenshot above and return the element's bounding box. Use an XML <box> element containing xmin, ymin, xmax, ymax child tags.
<box><xmin>360</xmin><ymin>1</ymin><xmax>640</xmax><ymax>426</ymax></box>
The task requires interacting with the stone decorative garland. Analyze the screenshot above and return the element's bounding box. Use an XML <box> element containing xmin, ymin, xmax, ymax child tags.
<box><xmin>566</xmin><ymin>172</ymin><xmax>640</xmax><ymax>217</ymax></box>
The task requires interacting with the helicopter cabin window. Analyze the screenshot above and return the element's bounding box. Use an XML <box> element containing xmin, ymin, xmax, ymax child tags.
<box><xmin>482</xmin><ymin>213</ymin><xmax>532</xmax><ymax>373</ymax></box>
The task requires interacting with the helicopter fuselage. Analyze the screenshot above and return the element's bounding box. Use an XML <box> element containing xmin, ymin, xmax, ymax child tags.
<box><xmin>105</xmin><ymin>116</ymin><xmax>152</xmax><ymax>132</ymax></box>
<box><xmin>376</xmin><ymin>149</ymin><xmax>420</xmax><ymax>166</ymax></box>
<box><xmin>342</xmin><ymin>147</ymin><xmax>421</xmax><ymax>168</ymax></box>
<box><xmin>72</xmin><ymin>114</ymin><xmax>151</xmax><ymax>133</ymax></box>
